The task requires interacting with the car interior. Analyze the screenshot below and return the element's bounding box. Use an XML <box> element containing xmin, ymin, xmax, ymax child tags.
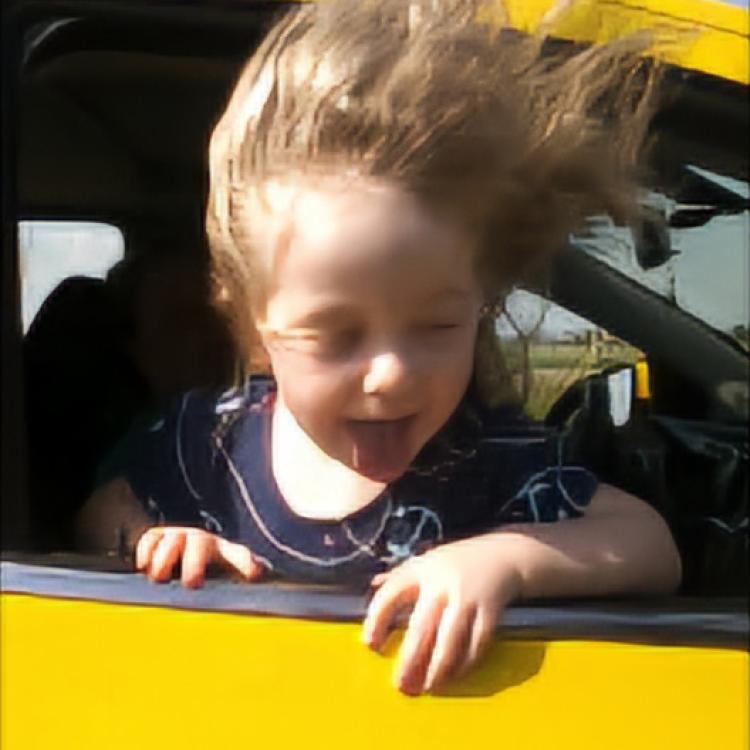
<box><xmin>2</xmin><ymin>1</ymin><xmax>748</xmax><ymax>609</ymax></box>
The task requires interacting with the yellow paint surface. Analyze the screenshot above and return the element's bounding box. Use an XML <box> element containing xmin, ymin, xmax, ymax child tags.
<box><xmin>2</xmin><ymin>593</ymin><xmax>748</xmax><ymax>750</ymax></box>
<box><xmin>322</xmin><ymin>0</ymin><xmax>750</xmax><ymax>83</ymax></box>
<box><xmin>495</xmin><ymin>0</ymin><xmax>749</xmax><ymax>84</ymax></box>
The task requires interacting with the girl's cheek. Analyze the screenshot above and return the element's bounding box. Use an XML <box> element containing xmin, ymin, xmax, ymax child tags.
<box><xmin>424</xmin><ymin>327</ymin><xmax>477</xmax><ymax>369</ymax></box>
<box><xmin>275</xmin><ymin>356</ymin><xmax>356</xmax><ymax>405</ymax></box>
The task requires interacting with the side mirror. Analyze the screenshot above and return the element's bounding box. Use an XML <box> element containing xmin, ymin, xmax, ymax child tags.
<box><xmin>632</xmin><ymin>205</ymin><xmax>677</xmax><ymax>270</ymax></box>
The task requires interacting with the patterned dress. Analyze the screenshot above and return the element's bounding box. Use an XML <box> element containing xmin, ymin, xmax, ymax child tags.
<box><xmin>109</xmin><ymin>378</ymin><xmax>598</xmax><ymax>583</ymax></box>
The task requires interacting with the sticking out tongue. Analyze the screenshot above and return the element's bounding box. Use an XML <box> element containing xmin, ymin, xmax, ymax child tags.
<box><xmin>345</xmin><ymin>418</ymin><xmax>414</xmax><ymax>481</ymax></box>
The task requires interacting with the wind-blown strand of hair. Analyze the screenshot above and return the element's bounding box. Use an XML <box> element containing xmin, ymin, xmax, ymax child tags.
<box><xmin>206</xmin><ymin>0</ymin><xmax>663</xmax><ymax>391</ymax></box>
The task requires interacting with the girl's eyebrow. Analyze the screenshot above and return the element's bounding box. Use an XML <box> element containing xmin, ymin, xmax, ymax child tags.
<box><xmin>424</xmin><ymin>287</ymin><xmax>474</xmax><ymax>302</ymax></box>
<box><xmin>286</xmin><ymin>305</ymin><xmax>355</xmax><ymax>328</ymax></box>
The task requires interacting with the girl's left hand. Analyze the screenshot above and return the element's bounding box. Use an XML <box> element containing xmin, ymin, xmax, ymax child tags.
<box><xmin>363</xmin><ymin>536</ymin><xmax>522</xmax><ymax>696</ymax></box>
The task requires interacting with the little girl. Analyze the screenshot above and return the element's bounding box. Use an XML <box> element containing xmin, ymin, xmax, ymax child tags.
<box><xmin>77</xmin><ymin>0</ymin><xmax>681</xmax><ymax>696</ymax></box>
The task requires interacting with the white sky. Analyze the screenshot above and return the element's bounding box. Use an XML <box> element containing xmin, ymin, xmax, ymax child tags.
<box><xmin>19</xmin><ymin>221</ymin><xmax>124</xmax><ymax>333</ymax></box>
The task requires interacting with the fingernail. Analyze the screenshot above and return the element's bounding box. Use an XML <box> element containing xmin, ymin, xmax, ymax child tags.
<box><xmin>396</xmin><ymin>674</ymin><xmax>421</xmax><ymax>697</ymax></box>
<box><xmin>363</xmin><ymin>618</ymin><xmax>380</xmax><ymax>645</ymax></box>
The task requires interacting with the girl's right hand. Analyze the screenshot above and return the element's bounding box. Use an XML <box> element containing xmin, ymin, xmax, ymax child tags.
<box><xmin>135</xmin><ymin>527</ymin><xmax>265</xmax><ymax>588</ymax></box>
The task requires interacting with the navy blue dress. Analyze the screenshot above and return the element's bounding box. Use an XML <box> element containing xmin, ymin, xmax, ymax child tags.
<box><xmin>109</xmin><ymin>378</ymin><xmax>597</xmax><ymax>584</ymax></box>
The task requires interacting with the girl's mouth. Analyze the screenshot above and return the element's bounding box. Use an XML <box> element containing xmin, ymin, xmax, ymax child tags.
<box><xmin>344</xmin><ymin>415</ymin><xmax>416</xmax><ymax>482</ymax></box>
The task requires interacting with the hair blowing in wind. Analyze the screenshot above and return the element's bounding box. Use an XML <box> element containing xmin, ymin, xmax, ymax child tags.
<box><xmin>207</xmin><ymin>0</ymin><xmax>661</xmax><ymax>373</ymax></box>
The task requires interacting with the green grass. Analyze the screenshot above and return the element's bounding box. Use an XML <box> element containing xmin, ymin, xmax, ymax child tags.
<box><xmin>500</xmin><ymin>340</ymin><xmax>643</xmax><ymax>420</ymax></box>
<box><xmin>502</xmin><ymin>341</ymin><xmax>641</xmax><ymax>370</ymax></box>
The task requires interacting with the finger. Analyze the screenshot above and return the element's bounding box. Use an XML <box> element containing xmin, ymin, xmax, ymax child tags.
<box><xmin>135</xmin><ymin>527</ymin><xmax>164</xmax><ymax>571</ymax></box>
<box><xmin>180</xmin><ymin>531</ymin><xmax>212</xmax><ymax>588</ymax></box>
<box><xmin>424</xmin><ymin>603</ymin><xmax>475</xmax><ymax>693</ymax></box>
<box><xmin>362</xmin><ymin>570</ymin><xmax>419</xmax><ymax>651</ymax></box>
<box><xmin>148</xmin><ymin>530</ymin><xmax>186</xmax><ymax>582</ymax></box>
<box><xmin>457</xmin><ymin>607</ymin><xmax>496</xmax><ymax>678</ymax></box>
<box><xmin>215</xmin><ymin>537</ymin><xmax>265</xmax><ymax>581</ymax></box>
<box><xmin>396</xmin><ymin>592</ymin><xmax>446</xmax><ymax>696</ymax></box>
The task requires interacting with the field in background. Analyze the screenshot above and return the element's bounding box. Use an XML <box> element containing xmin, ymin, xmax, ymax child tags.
<box><xmin>501</xmin><ymin>339</ymin><xmax>643</xmax><ymax>420</ymax></box>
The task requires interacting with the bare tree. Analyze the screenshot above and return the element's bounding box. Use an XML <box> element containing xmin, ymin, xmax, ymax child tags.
<box><xmin>501</xmin><ymin>291</ymin><xmax>551</xmax><ymax>405</ymax></box>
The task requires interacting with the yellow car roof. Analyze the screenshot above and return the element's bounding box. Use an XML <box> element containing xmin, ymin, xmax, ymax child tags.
<box><xmin>497</xmin><ymin>0</ymin><xmax>749</xmax><ymax>85</ymax></box>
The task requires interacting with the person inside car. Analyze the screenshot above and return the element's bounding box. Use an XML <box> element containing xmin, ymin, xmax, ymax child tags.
<box><xmin>23</xmin><ymin>245</ymin><xmax>234</xmax><ymax>550</ymax></box>
<box><xmin>76</xmin><ymin>0</ymin><xmax>682</xmax><ymax>696</ymax></box>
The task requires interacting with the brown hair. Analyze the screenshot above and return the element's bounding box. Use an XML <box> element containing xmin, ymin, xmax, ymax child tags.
<box><xmin>206</xmin><ymin>0</ymin><xmax>660</xmax><ymax>389</ymax></box>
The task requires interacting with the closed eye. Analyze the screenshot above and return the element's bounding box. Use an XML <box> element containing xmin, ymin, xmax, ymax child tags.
<box><xmin>416</xmin><ymin>322</ymin><xmax>461</xmax><ymax>331</ymax></box>
<box><xmin>317</xmin><ymin>329</ymin><xmax>362</xmax><ymax>357</ymax></box>
<box><xmin>272</xmin><ymin>327</ymin><xmax>362</xmax><ymax>360</ymax></box>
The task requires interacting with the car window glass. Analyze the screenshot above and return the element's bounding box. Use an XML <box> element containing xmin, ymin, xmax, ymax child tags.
<box><xmin>19</xmin><ymin>221</ymin><xmax>125</xmax><ymax>334</ymax></box>
<box><xmin>498</xmin><ymin>289</ymin><xmax>642</xmax><ymax>420</ymax></box>
<box><xmin>572</xmin><ymin>167</ymin><xmax>749</xmax><ymax>351</ymax></box>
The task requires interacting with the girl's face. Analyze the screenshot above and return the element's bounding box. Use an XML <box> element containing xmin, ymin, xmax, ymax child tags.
<box><xmin>256</xmin><ymin>180</ymin><xmax>483</xmax><ymax>482</ymax></box>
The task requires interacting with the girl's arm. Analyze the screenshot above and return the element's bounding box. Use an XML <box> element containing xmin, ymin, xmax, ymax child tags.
<box><xmin>365</xmin><ymin>484</ymin><xmax>681</xmax><ymax>695</ymax></box>
<box><xmin>491</xmin><ymin>482</ymin><xmax>682</xmax><ymax>599</ymax></box>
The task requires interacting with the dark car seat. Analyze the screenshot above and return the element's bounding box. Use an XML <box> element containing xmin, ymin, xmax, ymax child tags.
<box><xmin>23</xmin><ymin>250</ymin><xmax>237</xmax><ymax>551</ymax></box>
<box><xmin>546</xmin><ymin>365</ymin><xmax>748</xmax><ymax>595</ymax></box>
<box><xmin>23</xmin><ymin>275</ymin><xmax>150</xmax><ymax>551</ymax></box>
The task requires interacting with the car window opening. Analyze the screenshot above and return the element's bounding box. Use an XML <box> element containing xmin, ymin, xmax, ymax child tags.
<box><xmin>573</xmin><ymin>167</ymin><xmax>749</xmax><ymax>352</ymax></box>
<box><xmin>4</xmin><ymin>2</ymin><xmax>747</xmax><ymax>617</ymax></box>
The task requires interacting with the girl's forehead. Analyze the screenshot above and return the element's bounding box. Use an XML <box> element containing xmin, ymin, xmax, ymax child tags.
<box><xmin>259</xmin><ymin>182</ymin><xmax>477</xmax><ymax>313</ymax></box>
<box><xmin>263</xmin><ymin>174</ymin><xmax>402</xmax><ymax>218</ymax></box>
<box><xmin>315</xmin><ymin>187</ymin><xmax>469</xmax><ymax>272</ymax></box>
<box><xmin>260</xmin><ymin>175</ymin><xmax>471</xmax><ymax>254</ymax></box>
<box><xmin>244</xmin><ymin>175</ymin><xmax>483</xmax><ymax>320</ymax></box>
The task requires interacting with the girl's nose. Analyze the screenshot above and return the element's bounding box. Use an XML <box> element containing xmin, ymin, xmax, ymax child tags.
<box><xmin>362</xmin><ymin>351</ymin><xmax>411</xmax><ymax>396</ymax></box>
